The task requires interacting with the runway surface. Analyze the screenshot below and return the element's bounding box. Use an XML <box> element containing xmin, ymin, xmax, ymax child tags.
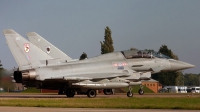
<box><xmin>1</xmin><ymin>93</ymin><xmax>200</xmax><ymax>112</ymax></box>
<box><xmin>0</xmin><ymin>107</ymin><xmax>199</xmax><ymax>112</ymax></box>
<box><xmin>0</xmin><ymin>93</ymin><xmax>200</xmax><ymax>98</ymax></box>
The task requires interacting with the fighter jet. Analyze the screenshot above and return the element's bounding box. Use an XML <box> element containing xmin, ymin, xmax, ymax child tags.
<box><xmin>3</xmin><ymin>29</ymin><xmax>195</xmax><ymax>98</ymax></box>
<box><xmin>26</xmin><ymin>32</ymin><xmax>195</xmax><ymax>95</ymax></box>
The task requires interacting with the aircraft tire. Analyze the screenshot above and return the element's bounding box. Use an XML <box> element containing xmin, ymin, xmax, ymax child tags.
<box><xmin>103</xmin><ymin>89</ymin><xmax>113</xmax><ymax>95</ymax></box>
<box><xmin>66</xmin><ymin>89</ymin><xmax>75</xmax><ymax>97</ymax></box>
<box><xmin>138</xmin><ymin>89</ymin><xmax>144</xmax><ymax>95</ymax></box>
<box><xmin>127</xmin><ymin>91</ymin><xmax>133</xmax><ymax>97</ymax></box>
<box><xmin>87</xmin><ymin>89</ymin><xmax>96</xmax><ymax>98</ymax></box>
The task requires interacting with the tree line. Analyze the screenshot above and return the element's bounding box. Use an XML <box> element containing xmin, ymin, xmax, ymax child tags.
<box><xmin>0</xmin><ymin>60</ymin><xmax>14</xmax><ymax>91</ymax></box>
<box><xmin>178</xmin><ymin>73</ymin><xmax>200</xmax><ymax>86</ymax></box>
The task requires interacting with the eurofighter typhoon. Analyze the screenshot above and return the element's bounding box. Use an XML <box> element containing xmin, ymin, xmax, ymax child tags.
<box><xmin>3</xmin><ymin>29</ymin><xmax>195</xmax><ymax>98</ymax></box>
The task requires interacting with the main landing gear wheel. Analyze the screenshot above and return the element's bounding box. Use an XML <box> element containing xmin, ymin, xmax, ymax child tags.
<box><xmin>103</xmin><ymin>89</ymin><xmax>113</xmax><ymax>95</ymax></box>
<box><xmin>66</xmin><ymin>89</ymin><xmax>75</xmax><ymax>97</ymax></box>
<box><xmin>127</xmin><ymin>86</ymin><xmax>133</xmax><ymax>97</ymax></box>
<box><xmin>87</xmin><ymin>89</ymin><xmax>97</xmax><ymax>98</ymax></box>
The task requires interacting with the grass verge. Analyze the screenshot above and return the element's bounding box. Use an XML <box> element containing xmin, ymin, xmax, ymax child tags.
<box><xmin>0</xmin><ymin>97</ymin><xmax>200</xmax><ymax>109</ymax></box>
<box><xmin>21</xmin><ymin>88</ymin><xmax>40</xmax><ymax>93</ymax></box>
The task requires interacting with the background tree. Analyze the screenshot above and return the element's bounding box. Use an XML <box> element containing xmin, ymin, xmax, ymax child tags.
<box><xmin>151</xmin><ymin>45</ymin><xmax>180</xmax><ymax>86</ymax></box>
<box><xmin>0</xmin><ymin>60</ymin><xmax>3</xmax><ymax>84</ymax></box>
<box><xmin>183</xmin><ymin>73</ymin><xmax>200</xmax><ymax>86</ymax></box>
<box><xmin>100</xmin><ymin>26</ymin><xmax>114</xmax><ymax>54</ymax></box>
<box><xmin>0</xmin><ymin>63</ymin><xmax>16</xmax><ymax>91</ymax></box>
<box><xmin>0</xmin><ymin>61</ymin><xmax>15</xmax><ymax>91</ymax></box>
<box><xmin>175</xmin><ymin>72</ymin><xmax>184</xmax><ymax>86</ymax></box>
<box><xmin>79</xmin><ymin>52</ymin><xmax>88</xmax><ymax>60</ymax></box>
<box><xmin>130</xmin><ymin>47</ymin><xmax>138</xmax><ymax>50</ymax></box>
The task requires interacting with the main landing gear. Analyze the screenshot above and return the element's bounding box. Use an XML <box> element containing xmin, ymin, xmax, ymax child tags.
<box><xmin>64</xmin><ymin>86</ymin><xmax>144</xmax><ymax>98</ymax></box>
<box><xmin>65</xmin><ymin>88</ymin><xmax>97</xmax><ymax>98</ymax></box>
<box><xmin>138</xmin><ymin>85</ymin><xmax>144</xmax><ymax>95</ymax></box>
<box><xmin>87</xmin><ymin>89</ymin><xmax>97</xmax><ymax>98</ymax></box>
<box><xmin>127</xmin><ymin>86</ymin><xmax>133</xmax><ymax>97</ymax></box>
<box><xmin>103</xmin><ymin>89</ymin><xmax>114</xmax><ymax>95</ymax></box>
<box><xmin>127</xmin><ymin>85</ymin><xmax>144</xmax><ymax>97</ymax></box>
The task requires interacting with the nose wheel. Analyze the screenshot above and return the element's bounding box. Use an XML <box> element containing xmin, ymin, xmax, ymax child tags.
<box><xmin>127</xmin><ymin>86</ymin><xmax>133</xmax><ymax>97</ymax></box>
<box><xmin>138</xmin><ymin>85</ymin><xmax>144</xmax><ymax>95</ymax></box>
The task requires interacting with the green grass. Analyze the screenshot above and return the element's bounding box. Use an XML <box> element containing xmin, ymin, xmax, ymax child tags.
<box><xmin>0</xmin><ymin>97</ymin><xmax>200</xmax><ymax>109</ymax></box>
<box><xmin>21</xmin><ymin>88</ymin><xmax>40</xmax><ymax>93</ymax></box>
<box><xmin>133</xmin><ymin>85</ymin><xmax>154</xmax><ymax>93</ymax></box>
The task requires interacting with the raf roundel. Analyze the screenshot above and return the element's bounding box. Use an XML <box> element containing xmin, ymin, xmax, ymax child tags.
<box><xmin>46</xmin><ymin>46</ymin><xmax>51</xmax><ymax>54</ymax></box>
<box><xmin>24</xmin><ymin>43</ymin><xmax>30</xmax><ymax>53</ymax></box>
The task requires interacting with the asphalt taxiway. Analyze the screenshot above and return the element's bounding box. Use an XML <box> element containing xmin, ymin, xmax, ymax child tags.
<box><xmin>1</xmin><ymin>93</ymin><xmax>200</xmax><ymax>112</ymax></box>
<box><xmin>0</xmin><ymin>93</ymin><xmax>200</xmax><ymax>98</ymax></box>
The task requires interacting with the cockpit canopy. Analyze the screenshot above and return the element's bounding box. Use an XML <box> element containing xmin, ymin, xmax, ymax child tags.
<box><xmin>121</xmin><ymin>50</ymin><xmax>171</xmax><ymax>59</ymax></box>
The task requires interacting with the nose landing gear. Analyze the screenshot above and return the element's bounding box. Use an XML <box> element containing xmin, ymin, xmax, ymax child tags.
<box><xmin>138</xmin><ymin>85</ymin><xmax>144</xmax><ymax>95</ymax></box>
<box><xmin>127</xmin><ymin>86</ymin><xmax>133</xmax><ymax>97</ymax></box>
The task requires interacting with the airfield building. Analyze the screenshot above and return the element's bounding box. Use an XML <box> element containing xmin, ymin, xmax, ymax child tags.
<box><xmin>142</xmin><ymin>79</ymin><xmax>162</xmax><ymax>93</ymax></box>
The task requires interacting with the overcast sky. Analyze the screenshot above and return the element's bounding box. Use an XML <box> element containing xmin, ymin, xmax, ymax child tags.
<box><xmin>0</xmin><ymin>0</ymin><xmax>199</xmax><ymax>74</ymax></box>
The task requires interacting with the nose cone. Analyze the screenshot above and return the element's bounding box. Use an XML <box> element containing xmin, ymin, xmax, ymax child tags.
<box><xmin>169</xmin><ymin>59</ymin><xmax>195</xmax><ymax>71</ymax></box>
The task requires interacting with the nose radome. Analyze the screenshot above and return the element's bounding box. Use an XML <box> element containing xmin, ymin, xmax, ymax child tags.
<box><xmin>169</xmin><ymin>60</ymin><xmax>195</xmax><ymax>71</ymax></box>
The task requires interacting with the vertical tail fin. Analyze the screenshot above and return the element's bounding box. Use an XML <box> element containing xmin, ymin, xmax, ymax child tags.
<box><xmin>27</xmin><ymin>32</ymin><xmax>72</xmax><ymax>61</ymax></box>
<box><xmin>3</xmin><ymin>29</ymin><xmax>52</xmax><ymax>70</ymax></box>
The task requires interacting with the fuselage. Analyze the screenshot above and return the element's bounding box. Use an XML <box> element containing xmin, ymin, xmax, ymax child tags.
<box><xmin>31</xmin><ymin>51</ymin><xmax>173</xmax><ymax>81</ymax></box>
